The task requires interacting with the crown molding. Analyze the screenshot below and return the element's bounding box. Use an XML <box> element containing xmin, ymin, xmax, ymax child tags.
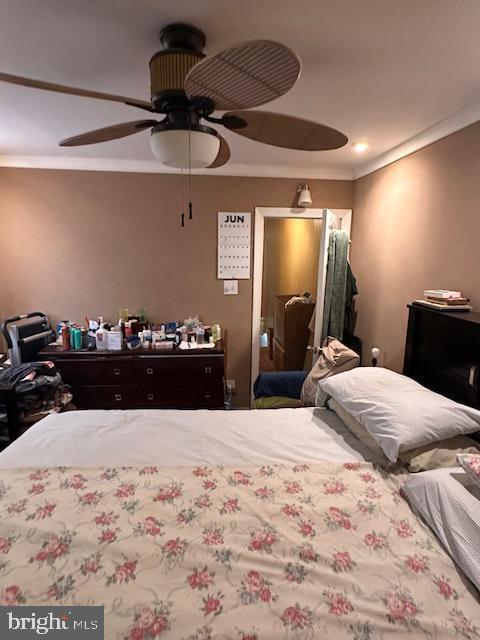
<box><xmin>2</xmin><ymin>98</ymin><xmax>479</xmax><ymax>182</ymax></box>
<box><xmin>0</xmin><ymin>155</ymin><xmax>353</xmax><ymax>181</ymax></box>
<box><xmin>354</xmin><ymin>100</ymin><xmax>480</xmax><ymax>179</ymax></box>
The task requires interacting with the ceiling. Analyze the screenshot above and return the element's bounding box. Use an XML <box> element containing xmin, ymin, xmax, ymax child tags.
<box><xmin>1</xmin><ymin>0</ymin><xmax>480</xmax><ymax>179</ymax></box>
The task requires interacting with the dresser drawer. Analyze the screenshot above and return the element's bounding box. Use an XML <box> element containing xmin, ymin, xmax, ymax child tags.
<box><xmin>72</xmin><ymin>385</ymin><xmax>136</xmax><ymax>409</ymax></box>
<box><xmin>135</xmin><ymin>355</ymin><xmax>223</xmax><ymax>379</ymax></box>
<box><xmin>54</xmin><ymin>358</ymin><xmax>134</xmax><ymax>386</ymax></box>
<box><xmin>136</xmin><ymin>383</ymin><xmax>224</xmax><ymax>409</ymax></box>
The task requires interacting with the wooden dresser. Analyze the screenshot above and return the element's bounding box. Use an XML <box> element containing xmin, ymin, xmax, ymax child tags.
<box><xmin>403</xmin><ymin>303</ymin><xmax>480</xmax><ymax>408</ymax></box>
<box><xmin>38</xmin><ymin>343</ymin><xmax>226</xmax><ymax>410</ymax></box>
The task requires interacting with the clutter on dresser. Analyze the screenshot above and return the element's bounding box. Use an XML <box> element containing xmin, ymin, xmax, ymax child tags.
<box><xmin>54</xmin><ymin>311</ymin><xmax>223</xmax><ymax>353</ymax></box>
<box><xmin>414</xmin><ymin>289</ymin><xmax>473</xmax><ymax>312</ymax></box>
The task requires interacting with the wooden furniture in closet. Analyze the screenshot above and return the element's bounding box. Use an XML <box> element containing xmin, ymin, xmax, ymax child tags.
<box><xmin>273</xmin><ymin>295</ymin><xmax>315</xmax><ymax>370</ymax></box>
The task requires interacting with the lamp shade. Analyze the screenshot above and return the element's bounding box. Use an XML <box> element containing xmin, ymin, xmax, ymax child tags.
<box><xmin>150</xmin><ymin>126</ymin><xmax>220</xmax><ymax>169</ymax></box>
<box><xmin>298</xmin><ymin>184</ymin><xmax>312</xmax><ymax>207</ymax></box>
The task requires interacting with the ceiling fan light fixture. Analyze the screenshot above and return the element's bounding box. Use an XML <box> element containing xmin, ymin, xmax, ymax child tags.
<box><xmin>149</xmin><ymin>124</ymin><xmax>220</xmax><ymax>169</ymax></box>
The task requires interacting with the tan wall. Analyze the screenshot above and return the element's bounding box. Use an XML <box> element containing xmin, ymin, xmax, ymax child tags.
<box><xmin>351</xmin><ymin>121</ymin><xmax>480</xmax><ymax>371</ymax></box>
<box><xmin>0</xmin><ymin>168</ymin><xmax>353</xmax><ymax>405</ymax></box>
<box><xmin>261</xmin><ymin>218</ymin><xmax>322</xmax><ymax>324</ymax></box>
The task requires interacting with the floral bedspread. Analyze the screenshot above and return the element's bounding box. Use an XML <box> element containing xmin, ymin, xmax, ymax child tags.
<box><xmin>0</xmin><ymin>462</ymin><xmax>478</xmax><ymax>639</ymax></box>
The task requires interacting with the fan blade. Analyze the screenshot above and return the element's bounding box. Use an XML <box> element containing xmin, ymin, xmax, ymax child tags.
<box><xmin>184</xmin><ymin>40</ymin><xmax>300</xmax><ymax>110</ymax></box>
<box><xmin>59</xmin><ymin>120</ymin><xmax>158</xmax><ymax>147</ymax></box>
<box><xmin>207</xmin><ymin>135</ymin><xmax>231</xmax><ymax>168</ymax></box>
<box><xmin>0</xmin><ymin>72</ymin><xmax>154</xmax><ymax>112</ymax></box>
<box><xmin>222</xmin><ymin>110</ymin><xmax>348</xmax><ymax>151</ymax></box>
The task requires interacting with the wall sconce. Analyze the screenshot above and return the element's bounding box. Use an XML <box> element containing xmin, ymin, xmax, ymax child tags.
<box><xmin>297</xmin><ymin>184</ymin><xmax>312</xmax><ymax>207</ymax></box>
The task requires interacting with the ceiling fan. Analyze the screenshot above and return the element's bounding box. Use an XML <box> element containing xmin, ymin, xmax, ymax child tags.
<box><xmin>0</xmin><ymin>23</ymin><xmax>348</xmax><ymax>170</ymax></box>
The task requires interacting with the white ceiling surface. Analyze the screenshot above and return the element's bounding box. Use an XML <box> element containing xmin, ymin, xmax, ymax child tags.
<box><xmin>1</xmin><ymin>0</ymin><xmax>480</xmax><ymax>179</ymax></box>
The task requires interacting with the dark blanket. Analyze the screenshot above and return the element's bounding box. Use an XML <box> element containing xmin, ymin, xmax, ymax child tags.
<box><xmin>0</xmin><ymin>362</ymin><xmax>57</xmax><ymax>391</ymax></box>
<box><xmin>253</xmin><ymin>370</ymin><xmax>308</xmax><ymax>399</ymax></box>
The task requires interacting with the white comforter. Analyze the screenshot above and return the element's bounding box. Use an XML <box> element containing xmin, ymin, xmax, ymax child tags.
<box><xmin>0</xmin><ymin>407</ymin><xmax>384</xmax><ymax>468</ymax></box>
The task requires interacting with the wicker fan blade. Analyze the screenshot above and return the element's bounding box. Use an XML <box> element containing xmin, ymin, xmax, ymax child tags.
<box><xmin>207</xmin><ymin>135</ymin><xmax>231</xmax><ymax>168</ymax></box>
<box><xmin>184</xmin><ymin>40</ymin><xmax>300</xmax><ymax>110</ymax></box>
<box><xmin>222</xmin><ymin>110</ymin><xmax>348</xmax><ymax>151</ymax></box>
<box><xmin>0</xmin><ymin>72</ymin><xmax>154</xmax><ymax>112</ymax></box>
<box><xmin>59</xmin><ymin>120</ymin><xmax>158</xmax><ymax>147</ymax></box>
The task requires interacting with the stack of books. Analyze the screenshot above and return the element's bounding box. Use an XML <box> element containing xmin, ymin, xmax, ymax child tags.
<box><xmin>414</xmin><ymin>290</ymin><xmax>472</xmax><ymax>311</ymax></box>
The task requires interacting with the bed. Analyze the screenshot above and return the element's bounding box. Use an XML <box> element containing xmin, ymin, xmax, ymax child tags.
<box><xmin>0</xmin><ymin>407</ymin><xmax>385</xmax><ymax>468</ymax></box>
<box><xmin>0</xmin><ymin>373</ymin><xmax>479</xmax><ymax>638</ymax></box>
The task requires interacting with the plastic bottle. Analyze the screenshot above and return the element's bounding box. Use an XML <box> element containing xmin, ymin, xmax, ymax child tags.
<box><xmin>211</xmin><ymin>324</ymin><xmax>221</xmax><ymax>342</ymax></box>
<box><xmin>96</xmin><ymin>323</ymin><xmax>107</xmax><ymax>351</ymax></box>
<box><xmin>73</xmin><ymin>328</ymin><xmax>82</xmax><ymax>350</ymax></box>
<box><xmin>61</xmin><ymin>324</ymin><xmax>71</xmax><ymax>351</ymax></box>
<box><xmin>196</xmin><ymin>325</ymin><xmax>205</xmax><ymax>345</ymax></box>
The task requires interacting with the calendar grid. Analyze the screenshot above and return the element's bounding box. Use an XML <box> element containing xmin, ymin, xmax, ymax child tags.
<box><xmin>217</xmin><ymin>212</ymin><xmax>251</xmax><ymax>279</ymax></box>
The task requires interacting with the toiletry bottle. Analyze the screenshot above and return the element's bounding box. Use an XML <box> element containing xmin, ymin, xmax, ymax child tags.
<box><xmin>72</xmin><ymin>328</ymin><xmax>81</xmax><ymax>350</ymax></box>
<box><xmin>96</xmin><ymin>323</ymin><xmax>107</xmax><ymax>351</ymax></box>
<box><xmin>196</xmin><ymin>324</ymin><xmax>205</xmax><ymax>345</ymax></box>
<box><xmin>61</xmin><ymin>324</ymin><xmax>71</xmax><ymax>351</ymax></box>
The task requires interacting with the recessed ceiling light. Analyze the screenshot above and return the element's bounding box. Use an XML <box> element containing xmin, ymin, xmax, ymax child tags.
<box><xmin>352</xmin><ymin>140</ymin><xmax>369</xmax><ymax>153</ymax></box>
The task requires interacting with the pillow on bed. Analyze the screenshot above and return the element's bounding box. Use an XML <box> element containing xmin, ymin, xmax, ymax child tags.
<box><xmin>301</xmin><ymin>337</ymin><xmax>359</xmax><ymax>406</ymax></box>
<box><xmin>456</xmin><ymin>453</ymin><xmax>480</xmax><ymax>488</ymax></box>
<box><xmin>327</xmin><ymin>398</ymin><xmax>385</xmax><ymax>456</ymax></box>
<box><xmin>316</xmin><ymin>367</ymin><xmax>480</xmax><ymax>462</ymax></box>
<box><xmin>402</xmin><ymin>437</ymin><xmax>480</xmax><ymax>472</ymax></box>
<box><xmin>403</xmin><ymin>467</ymin><xmax>480</xmax><ymax>591</ymax></box>
<box><xmin>328</xmin><ymin>397</ymin><xmax>480</xmax><ymax>471</ymax></box>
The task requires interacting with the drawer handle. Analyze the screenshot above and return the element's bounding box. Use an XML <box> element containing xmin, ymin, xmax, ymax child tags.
<box><xmin>205</xmin><ymin>366</ymin><xmax>212</xmax><ymax>374</ymax></box>
<box><xmin>114</xmin><ymin>394</ymin><xmax>123</xmax><ymax>402</ymax></box>
<box><xmin>469</xmin><ymin>366</ymin><xmax>478</xmax><ymax>386</ymax></box>
<box><xmin>204</xmin><ymin>391</ymin><xmax>212</xmax><ymax>399</ymax></box>
<box><xmin>146</xmin><ymin>367</ymin><xmax>154</xmax><ymax>375</ymax></box>
<box><xmin>113</xmin><ymin>368</ymin><xmax>121</xmax><ymax>376</ymax></box>
<box><xmin>147</xmin><ymin>393</ymin><xmax>154</xmax><ymax>401</ymax></box>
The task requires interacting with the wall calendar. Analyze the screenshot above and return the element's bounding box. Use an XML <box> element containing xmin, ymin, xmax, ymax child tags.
<box><xmin>217</xmin><ymin>212</ymin><xmax>251</xmax><ymax>279</ymax></box>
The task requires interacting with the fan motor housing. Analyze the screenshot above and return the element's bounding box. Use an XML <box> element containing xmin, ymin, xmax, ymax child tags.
<box><xmin>149</xmin><ymin>49</ymin><xmax>204</xmax><ymax>108</ymax></box>
<box><xmin>150</xmin><ymin>23</ymin><xmax>207</xmax><ymax>111</ymax></box>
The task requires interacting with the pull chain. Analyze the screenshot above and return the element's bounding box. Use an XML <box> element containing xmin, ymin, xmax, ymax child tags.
<box><xmin>180</xmin><ymin>168</ymin><xmax>185</xmax><ymax>228</ymax></box>
<box><xmin>188</xmin><ymin>124</ymin><xmax>193</xmax><ymax>220</ymax></box>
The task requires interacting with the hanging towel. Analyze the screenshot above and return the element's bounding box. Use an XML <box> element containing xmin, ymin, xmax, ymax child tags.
<box><xmin>344</xmin><ymin>262</ymin><xmax>359</xmax><ymax>336</ymax></box>
<box><xmin>322</xmin><ymin>230</ymin><xmax>350</xmax><ymax>339</ymax></box>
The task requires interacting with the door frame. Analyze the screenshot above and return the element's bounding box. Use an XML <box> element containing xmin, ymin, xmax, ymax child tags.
<box><xmin>251</xmin><ymin>207</ymin><xmax>352</xmax><ymax>398</ymax></box>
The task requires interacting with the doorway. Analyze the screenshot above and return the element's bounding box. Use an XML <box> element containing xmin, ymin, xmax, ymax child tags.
<box><xmin>260</xmin><ymin>217</ymin><xmax>322</xmax><ymax>373</ymax></box>
<box><xmin>251</xmin><ymin>207</ymin><xmax>352</xmax><ymax>395</ymax></box>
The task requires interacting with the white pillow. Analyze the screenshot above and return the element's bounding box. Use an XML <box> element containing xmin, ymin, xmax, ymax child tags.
<box><xmin>403</xmin><ymin>468</ymin><xmax>480</xmax><ymax>591</ymax></box>
<box><xmin>457</xmin><ymin>453</ymin><xmax>480</xmax><ymax>489</ymax></box>
<box><xmin>316</xmin><ymin>367</ymin><xmax>480</xmax><ymax>462</ymax></box>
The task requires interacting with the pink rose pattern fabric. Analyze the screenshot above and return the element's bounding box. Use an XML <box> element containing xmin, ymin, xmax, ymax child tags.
<box><xmin>0</xmin><ymin>463</ymin><xmax>479</xmax><ymax>639</ymax></box>
<box><xmin>457</xmin><ymin>453</ymin><xmax>480</xmax><ymax>489</ymax></box>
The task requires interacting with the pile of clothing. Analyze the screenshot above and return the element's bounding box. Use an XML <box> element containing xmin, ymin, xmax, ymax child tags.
<box><xmin>0</xmin><ymin>361</ymin><xmax>72</xmax><ymax>424</ymax></box>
